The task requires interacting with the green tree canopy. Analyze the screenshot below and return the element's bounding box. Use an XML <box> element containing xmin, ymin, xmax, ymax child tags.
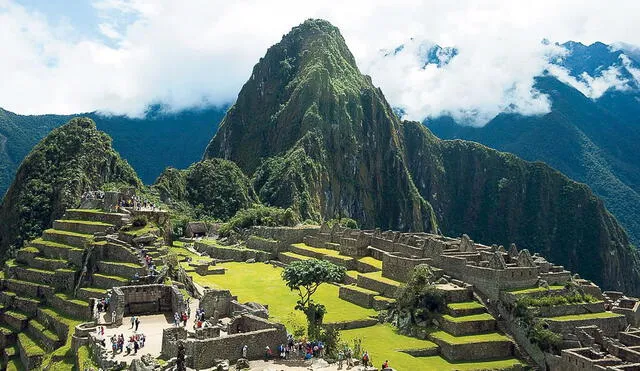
<box><xmin>282</xmin><ymin>259</ymin><xmax>345</xmax><ymax>333</ymax></box>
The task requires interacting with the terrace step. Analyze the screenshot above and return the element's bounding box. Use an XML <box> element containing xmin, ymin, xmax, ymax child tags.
<box><xmin>372</xmin><ymin>295</ymin><xmax>396</xmax><ymax>310</ymax></box>
<box><xmin>446</xmin><ymin>301</ymin><xmax>487</xmax><ymax>317</ymax></box>
<box><xmin>92</xmin><ymin>273</ymin><xmax>131</xmax><ymax>289</ymax></box>
<box><xmin>344</xmin><ymin>271</ymin><xmax>359</xmax><ymax>285</ymax></box>
<box><xmin>429</xmin><ymin>331</ymin><xmax>514</xmax><ymax>362</ymax></box>
<box><xmin>0</xmin><ymin>325</ymin><xmax>18</xmax><ymax>349</ymax></box>
<box><xmin>355</xmin><ymin>256</ymin><xmax>382</xmax><ymax>273</ymax></box>
<box><xmin>0</xmin><ymin>291</ymin><xmax>41</xmax><ymax>316</ymax></box>
<box><xmin>0</xmin><ymin>278</ymin><xmax>54</xmax><ymax>299</ymax></box>
<box><xmin>50</xmin><ymin>293</ymin><xmax>92</xmax><ymax>321</ymax></box>
<box><xmin>77</xmin><ymin>287</ymin><xmax>109</xmax><ymax>301</ymax></box>
<box><xmin>17</xmin><ymin>332</ymin><xmax>46</xmax><ymax>370</ymax></box>
<box><xmin>544</xmin><ymin>312</ymin><xmax>626</xmax><ymax>337</ymax></box>
<box><xmin>2</xmin><ymin>344</ymin><xmax>18</xmax><ymax>360</ymax></box>
<box><xmin>278</xmin><ymin>251</ymin><xmax>311</xmax><ymax>264</ymax></box>
<box><xmin>26</xmin><ymin>319</ymin><xmax>61</xmax><ymax>351</ymax></box>
<box><xmin>288</xmin><ymin>244</ymin><xmax>356</xmax><ymax>269</ymax></box>
<box><xmin>42</xmin><ymin>229</ymin><xmax>92</xmax><ymax>249</ymax></box>
<box><xmin>96</xmin><ymin>261</ymin><xmax>145</xmax><ymax>278</ymax></box>
<box><xmin>63</xmin><ymin>209</ymin><xmax>129</xmax><ymax>226</ymax></box>
<box><xmin>3</xmin><ymin>310</ymin><xmax>30</xmax><ymax>331</ymax></box>
<box><xmin>338</xmin><ymin>284</ymin><xmax>379</xmax><ymax>309</ymax></box>
<box><xmin>438</xmin><ymin>313</ymin><xmax>497</xmax><ymax>336</ymax></box>
<box><xmin>357</xmin><ymin>271</ymin><xmax>401</xmax><ymax>297</ymax></box>
<box><xmin>37</xmin><ymin>307</ymin><xmax>77</xmax><ymax>345</ymax></box>
<box><xmin>6</xmin><ymin>265</ymin><xmax>76</xmax><ymax>292</ymax></box>
<box><xmin>53</xmin><ymin>219</ymin><xmax>114</xmax><ymax>235</ymax></box>
<box><xmin>26</xmin><ymin>238</ymin><xmax>84</xmax><ymax>266</ymax></box>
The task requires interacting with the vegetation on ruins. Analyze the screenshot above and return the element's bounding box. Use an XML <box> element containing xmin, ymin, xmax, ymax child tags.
<box><xmin>282</xmin><ymin>258</ymin><xmax>346</xmax><ymax>335</ymax></box>
<box><xmin>325</xmin><ymin>217</ymin><xmax>359</xmax><ymax>229</ymax></box>
<box><xmin>392</xmin><ymin>264</ymin><xmax>444</xmax><ymax>331</ymax></box>
<box><xmin>0</xmin><ymin>117</ymin><xmax>141</xmax><ymax>261</ymax></box>
<box><xmin>131</xmin><ymin>214</ymin><xmax>148</xmax><ymax>227</ymax></box>
<box><xmin>218</xmin><ymin>204</ymin><xmax>300</xmax><ymax>237</ymax></box>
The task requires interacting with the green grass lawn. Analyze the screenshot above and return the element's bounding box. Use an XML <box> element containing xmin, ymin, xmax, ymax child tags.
<box><xmin>188</xmin><ymin>261</ymin><xmax>377</xmax><ymax>331</ymax></box>
<box><xmin>342</xmin><ymin>324</ymin><xmax>521</xmax><ymax>371</ymax></box>
<box><xmin>358</xmin><ymin>256</ymin><xmax>383</xmax><ymax>269</ymax></box>
<box><xmin>359</xmin><ymin>271</ymin><xmax>402</xmax><ymax>286</ymax></box>
<box><xmin>429</xmin><ymin>330</ymin><xmax>511</xmax><ymax>345</ymax></box>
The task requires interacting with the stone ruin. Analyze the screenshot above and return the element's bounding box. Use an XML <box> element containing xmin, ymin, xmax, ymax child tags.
<box><xmin>159</xmin><ymin>289</ymin><xmax>286</xmax><ymax>369</ymax></box>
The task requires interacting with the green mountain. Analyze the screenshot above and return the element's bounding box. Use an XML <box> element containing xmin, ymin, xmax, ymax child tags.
<box><xmin>204</xmin><ymin>19</ymin><xmax>640</xmax><ymax>294</ymax></box>
<box><xmin>205</xmin><ymin>19</ymin><xmax>436</xmax><ymax>231</ymax></box>
<box><xmin>154</xmin><ymin>158</ymin><xmax>257</xmax><ymax>220</ymax></box>
<box><xmin>0</xmin><ymin>117</ymin><xmax>141</xmax><ymax>256</ymax></box>
<box><xmin>429</xmin><ymin>76</ymin><xmax>640</xmax><ymax>246</ymax></box>
<box><xmin>0</xmin><ymin>106</ymin><xmax>225</xmax><ymax>196</ymax></box>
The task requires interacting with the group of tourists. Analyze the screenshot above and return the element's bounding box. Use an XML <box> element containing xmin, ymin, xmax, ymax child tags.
<box><xmin>96</xmin><ymin>297</ymin><xmax>110</xmax><ymax>313</ymax></box>
<box><xmin>335</xmin><ymin>348</ymin><xmax>388</xmax><ymax>370</ymax></box>
<box><xmin>118</xmin><ymin>196</ymin><xmax>158</xmax><ymax>211</ymax></box>
<box><xmin>109</xmin><ymin>333</ymin><xmax>146</xmax><ymax>356</ymax></box>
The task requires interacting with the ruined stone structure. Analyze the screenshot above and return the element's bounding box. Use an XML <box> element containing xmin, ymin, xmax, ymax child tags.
<box><xmin>236</xmin><ymin>223</ymin><xmax>640</xmax><ymax>370</ymax></box>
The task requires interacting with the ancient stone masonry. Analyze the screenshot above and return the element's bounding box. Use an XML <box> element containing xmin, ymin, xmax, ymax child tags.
<box><xmin>109</xmin><ymin>284</ymin><xmax>184</xmax><ymax>326</ymax></box>
<box><xmin>245</xmin><ymin>222</ymin><xmax>640</xmax><ymax>371</ymax></box>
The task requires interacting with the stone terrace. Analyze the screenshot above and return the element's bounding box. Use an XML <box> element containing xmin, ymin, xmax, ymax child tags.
<box><xmin>0</xmin><ymin>207</ymin><xmax>157</xmax><ymax>370</ymax></box>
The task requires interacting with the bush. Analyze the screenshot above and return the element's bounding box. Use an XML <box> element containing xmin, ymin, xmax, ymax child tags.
<box><xmin>326</xmin><ymin>217</ymin><xmax>359</xmax><ymax>229</ymax></box>
<box><xmin>394</xmin><ymin>264</ymin><xmax>444</xmax><ymax>327</ymax></box>
<box><xmin>528</xmin><ymin>321</ymin><xmax>562</xmax><ymax>353</ymax></box>
<box><xmin>218</xmin><ymin>205</ymin><xmax>300</xmax><ymax>237</ymax></box>
<box><xmin>131</xmin><ymin>215</ymin><xmax>148</xmax><ymax>227</ymax></box>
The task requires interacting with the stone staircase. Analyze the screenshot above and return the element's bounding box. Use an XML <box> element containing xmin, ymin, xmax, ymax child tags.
<box><xmin>0</xmin><ymin>207</ymin><xmax>146</xmax><ymax>370</ymax></box>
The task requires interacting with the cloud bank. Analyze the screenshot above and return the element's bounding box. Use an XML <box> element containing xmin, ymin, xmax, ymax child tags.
<box><xmin>2</xmin><ymin>0</ymin><xmax>640</xmax><ymax>124</ymax></box>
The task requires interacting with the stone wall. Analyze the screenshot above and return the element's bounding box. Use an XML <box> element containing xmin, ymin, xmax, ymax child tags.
<box><xmin>110</xmin><ymin>284</ymin><xmax>184</xmax><ymax>324</ymax></box>
<box><xmin>200</xmin><ymin>289</ymin><xmax>234</xmax><ymax>317</ymax></box>
<box><xmin>381</xmin><ymin>253</ymin><xmax>432</xmax><ymax>282</ymax></box>
<box><xmin>186</xmin><ymin>328</ymin><xmax>287</xmax><ymax>368</ymax></box>
<box><xmin>546</xmin><ymin>315</ymin><xmax>627</xmax><ymax>337</ymax></box>
<box><xmin>245</xmin><ymin>226</ymin><xmax>320</xmax><ymax>248</ymax></box>
<box><xmin>194</xmin><ymin>242</ymin><xmax>270</xmax><ymax>262</ymax></box>
<box><xmin>245</xmin><ymin>236</ymin><xmax>280</xmax><ymax>257</ymax></box>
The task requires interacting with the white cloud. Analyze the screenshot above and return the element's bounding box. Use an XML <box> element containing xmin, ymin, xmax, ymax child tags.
<box><xmin>1</xmin><ymin>0</ymin><xmax>640</xmax><ymax>122</ymax></box>
<box><xmin>548</xmin><ymin>63</ymin><xmax>631</xmax><ymax>99</ymax></box>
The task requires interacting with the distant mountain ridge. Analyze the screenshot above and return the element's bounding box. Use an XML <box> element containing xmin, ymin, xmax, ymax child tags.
<box><xmin>0</xmin><ymin>105</ymin><xmax>225</xmax><ymax>196</ymax></box>
<box><xmin>428</xmin><ymin>41</ymin><xmax>640</xmax><ymax>246</ymax></box>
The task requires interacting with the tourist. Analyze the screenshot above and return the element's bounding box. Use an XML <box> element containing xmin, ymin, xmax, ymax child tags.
<box><xmin>264</xmin><ymin>345</ymin><xmax>272</xmax><ymax>361</ymax></box>
<box><xmin>174</xmin><ymin>312</ymin><xmax>180</xmax><ymax>327</ymax></box>
<box><xmin>111</xmin><ymin>311</ymin><xmax>116</xmax><ymax>324</ymax></box>
<box><xmin>362</xmin><ymin>351</ymin><xmax>369</xmax><ymax>368</ymax></box>
<box><xmin>382</xmin><ymin>359</ymin><xmax>389</xmax><ymax>369</ymax></box>
<box><xmin>135</xmin><ymin>317</ymin><xmax>140</xmax><ymax>331</ymax></box>
<box><xmin>242</xmin><ymin>344</ymin><xmax>248</xmax><ymax>358</ymax></box>
<box><xmin>346</xmin><ymin>348</ymin><xmax>353</xmax><ymax>367</ymax></box>
<box><xmin>140</xmin><ymin>333</ymin><xmax>146</xmax><ymax>347</ymax></box>
<box><xmin>182</xmin><ymin>312</ymin><xmax>188</xmax><ymax>327</ymax></box>
<box><xmin>118</xmin><ymin>334</ymin><xmax>124</xmax><ymax>353</ymax></box>
<box><xmin>130</xmin><ymin>316</ymin><xmax>135</xmax><ymax>329</ymax></box>
<box><xmin>111</xmin><ymin>335</ymin><xmax>117</xmax><ymax>355</ymax></box>
<box><xmin>134</xmin><ymin>339</ymin><xmax>139</xmax><ymax>354</ymax></box>
<box><xmin>337</xmin><ymin>350</ymin><xmax>344</xmax><ymax>369</ymax></box>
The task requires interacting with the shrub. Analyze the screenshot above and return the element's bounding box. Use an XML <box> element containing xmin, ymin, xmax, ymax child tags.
<box><xmin>528</xmin><ymin>321</ymin><xmax>562</xmax><ymax>353</ymax></box>
<box><xmin>131</xmin><ymin>215</ymin><xmax>148</xmax><ymax>227</ymax></box>
<box><xmin>394</xmin><ymin>264</ymin><xmax>444</xmax><ymax>326</ymax></box>
<box><xmin>218</xmin><ymin>205</ymin><xmax>300</xmax><ymax>237</ymax></box>
<box><xmin>326</xmin><ymin>217</ymin><xmax>359</xmax><ymax>229</ymax></box>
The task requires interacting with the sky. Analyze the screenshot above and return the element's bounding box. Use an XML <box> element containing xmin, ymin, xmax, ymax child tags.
<box><xmin>2</xmin><ymin>0</ymin><xmax>640</xmax><ymax>125</ymax></box>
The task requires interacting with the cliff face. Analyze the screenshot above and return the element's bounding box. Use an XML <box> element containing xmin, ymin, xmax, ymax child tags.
<box><xmin>202</xmin><ymin>19</ymin><xmax>640</xmax><ymax>293</ymax></box>
<box><xmin>402</xmin><ymin>121</ymin><xmax>640</xmax><ymax>293</ymax></box>
<box><xmin>205</xmin><ymin>19</ymin><xmax>436</xmax><ymax>232</ymax></box>
<box><xmin>0</xmin><ymin>117</ymin><xmax>141</xmax><ymax>258</ymax></box>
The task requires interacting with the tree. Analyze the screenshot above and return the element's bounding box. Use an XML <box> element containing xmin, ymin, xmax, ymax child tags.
<box><xmin>394</xmin><ymin>264</ymin><xmax>444</xmax><ymax>329</ymax></box>
<box><xmin>282</xmin><ymin>259</ymin><xmax>345</xmax><ymax>335</ymax></box>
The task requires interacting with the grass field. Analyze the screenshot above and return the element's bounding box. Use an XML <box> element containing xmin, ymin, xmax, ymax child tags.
<box><xmin>342</xmin><ymin>324</ymin><xmax>522</xmax><ymax>371</ymax></box>
<box><xmin>188</xmin><ymin>261</ymin><xmax>377</xmax><ymax>330</ymax></box>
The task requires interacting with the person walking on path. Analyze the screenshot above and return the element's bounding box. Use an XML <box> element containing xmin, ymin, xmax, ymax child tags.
<box><xmin>130</xmin><ymin>316</ymin><xmax>135</xmax><ymax>329</ymax></box>
<box><xmin>242</xmin><ymin>344</ymin><xmax>248</xmax><ymax>358</ymax></box>
<box><xmin>135</xmin><ymin>317</ymin><xmax>140</xmax><ymax>332</ymax></box>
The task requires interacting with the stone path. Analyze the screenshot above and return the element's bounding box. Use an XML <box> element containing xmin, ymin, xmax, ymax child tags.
<box><xmin>245</xmin><ymin>360</ymin><xmax>377</xmax><ymax>371</ymax></box>
<box><xmin>95</xmin><ymin>313</ymin><xmax>174</xmax><ymax>364</ymax></box>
